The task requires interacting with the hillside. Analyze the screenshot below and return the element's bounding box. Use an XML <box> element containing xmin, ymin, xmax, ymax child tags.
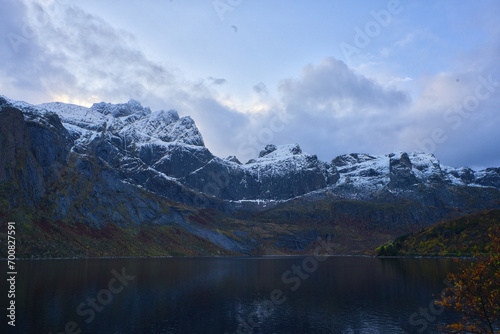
<box><xmin>376</xmin><ymin>209</ymin><xmax>500</xmax><ymax>256</ymax></box>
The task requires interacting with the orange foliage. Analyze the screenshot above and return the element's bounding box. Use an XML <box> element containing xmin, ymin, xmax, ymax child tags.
<box><xmin>436</xmin><ymin>229</ymin><xmax>500</xmax><ymax>333</ymax></box>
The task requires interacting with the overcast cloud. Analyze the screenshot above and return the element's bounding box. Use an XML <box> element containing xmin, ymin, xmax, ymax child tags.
<box><xmin>1</xmin><ymin>0</ymin><xmax>499</xmax><ymax>168</ymax></box>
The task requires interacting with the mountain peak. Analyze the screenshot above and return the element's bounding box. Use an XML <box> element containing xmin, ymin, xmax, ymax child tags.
<box><xmin>257</xmin><ymin>144</ymin><xmax>302</xmax><ymax>160</ymax></box>
<box><xmin>151</xmin><ymin>109</ymin><xmax>179</xmax><ymax>123</ymax></box>
<box><xmin>91</xmin><ymin>100</ymin><xmax>152</xmax><ymax>118</ymax></box>
<box><xmin>332</xmin><ymin>153</ymin><xmax>377</xmax><ymax>167</ymax></box>
<box><xmin>225</xmin><ymin>155</ymin><xmax>242</xmax><ymax>164</ymax></box>
<box><xmin>259</xmin><ymin>144</ymin><xmax>277</xmax><ymax>157</ymax></box>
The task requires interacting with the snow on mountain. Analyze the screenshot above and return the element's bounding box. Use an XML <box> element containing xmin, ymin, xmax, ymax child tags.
<box><xmin>327</xmin><ymin>150</ymin><xmax>500</xmax><ymax>200</ymax></box>
<box><xmin>243</xmin><ymin>144</ymin><xmax>324</xmax><ymax>172</ymax></box>
<box><xmin>128</xmin><ymin>111</ymin><xmax>204</xmax><ymax>147</ymax></box>
<box><xmin>333</xmin><ymin>153</ymin><xmax>390</xmax><ymax>194</ymax></box>
<box><xmin>405</xmin><ymin>151</ymin><xmax>444</xmax><ymax>182</ymax></box>
<box><xmin>2</xmin><ymin>95</ymin><xmax>500</xmax><ymax>204</ymax></box>
<box><xmin>5</xmin><ymin>97</ymin><xmax>205</xmax><ymax>151</ymax></box>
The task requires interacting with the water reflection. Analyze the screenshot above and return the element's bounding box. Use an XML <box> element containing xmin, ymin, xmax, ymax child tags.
<box><xmin>1</xmin><ymin>256</ymin><xmax>459</xmax><ymax>333</ymax></box>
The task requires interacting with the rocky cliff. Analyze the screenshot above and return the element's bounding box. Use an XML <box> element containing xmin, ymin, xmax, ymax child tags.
<box><xmin>1</xmin><ymin>96</ymin><xmax>499</xmax><ymax>257</ymax></box>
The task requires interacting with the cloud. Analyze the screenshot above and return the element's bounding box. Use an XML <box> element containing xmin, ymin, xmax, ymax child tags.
<box><xmin>279</xmin><ymin>57</ymin><xmax>409</xmax><ymax>117</ymax></box>
<box><xmin>0</xmin><ymin>0</ymin><xmax>182</xmax><ymax>105</ymax></box>
<box><xmin>405</xmin><ymin>72</ymin><xmax>500</xmax><ymax>168</ymax></box>
<box><xmin>0</xmin><ymin>0</ymin><xmax>251</xmax><ymax>159</ymax></box>
<box><xmin>253</xmin><ymin>82</ymin><xmax>268</xmax><ymax>96</ymax></box>
<box><xmin>272</xmin><ymin>52</ymin><xmax>500</xmax><ymax>168</ymax></box>
<box><xmin>1</xmin><ymin>1</ymin><xmax>499</xmax><ymax>169</ymax></box>
<box><xmin>400</xmin><ymin>26</ymin><xmax>500</xmax><ymax>168</ymax></box>
<box><xmin>208</xmin><ymin>77</ymin><xmax>227</xmax><ymax>85</ymax></box>
<box><xmin>271</xmin><ymin>57</ymin><xmax>411</xmax><ymax>160</ymax></box>
<box><xmin>0</xmin><ymin>1</ymin><xmax>74</xmax><ymax>102</ymax></box>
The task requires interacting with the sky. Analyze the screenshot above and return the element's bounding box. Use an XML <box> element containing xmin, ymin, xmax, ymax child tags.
<box><xmin>1</xmin><ymin>0</ymin><xmax>499</xmax><ymax>169</ymax></box>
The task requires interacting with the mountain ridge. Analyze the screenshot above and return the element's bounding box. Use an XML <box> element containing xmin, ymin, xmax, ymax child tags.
<box><xmin>4</xmin><ymin>96</ymin><xmax>499</xmax><ymax>202</ymax></box>
<box><xmin>1</xmin><ymin>95</ymin><xmax>499</xmax><ymax>257</ymax></box>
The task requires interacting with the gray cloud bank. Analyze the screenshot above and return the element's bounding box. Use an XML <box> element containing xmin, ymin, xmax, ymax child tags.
<box><xmin>1</xmin><ymin>0</ymin><xmax>499</xmax><ymax>168</ymax></box>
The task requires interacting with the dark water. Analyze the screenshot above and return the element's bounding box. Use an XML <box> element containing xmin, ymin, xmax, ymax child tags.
<box><xmin>1</xmin><ymin>256</ymin><xmax>460</xmax><ymax>334</ymax></box>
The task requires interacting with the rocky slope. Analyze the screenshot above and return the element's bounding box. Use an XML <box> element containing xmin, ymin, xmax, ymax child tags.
<box><xmin>1</xmin><ymin>96</ymin><xmax>500</xmax><ymax>257</ymax></box>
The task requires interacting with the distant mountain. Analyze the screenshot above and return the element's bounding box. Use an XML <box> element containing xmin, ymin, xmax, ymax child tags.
<box><xmin>1</xmin><ymin>96</ymin><xmax>499</xmax><ymax>257</ymax></box>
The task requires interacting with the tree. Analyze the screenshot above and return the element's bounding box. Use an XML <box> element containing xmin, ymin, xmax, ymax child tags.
<box><xmin>436</xmin><ymin>230</ymin><xmax>500</xmax><ymax>333</ymax></box>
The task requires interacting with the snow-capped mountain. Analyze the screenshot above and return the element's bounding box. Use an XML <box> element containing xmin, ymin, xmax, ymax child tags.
<box><xmin>2</xmin><ymin>95</ymin><xmax>500</xmax><ymax>257</ymax></box>
<box><xmin>3</xmin><ymin>96</ymin><xmax>500</xmax><ymax>207</ymax></box>
<box><xmin>329</xmin><ymin>151</ymin><xmax>500</xmax><ymax>200</ymax></box>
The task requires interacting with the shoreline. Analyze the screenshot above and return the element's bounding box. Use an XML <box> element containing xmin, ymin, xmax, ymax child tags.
<box><xmin>0</xmin><ymin>254</ymin><xmax>477</xmax><ymax>261</ymax></box>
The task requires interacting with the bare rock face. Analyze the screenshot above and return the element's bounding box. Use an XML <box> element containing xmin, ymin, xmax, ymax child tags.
<box><xmin>180</xmin><ymin>143</ymin><xmax>338</xmax><ymax>201</ymax></box>
<box><xmin>475</xmin><ymin>168</ymin><xmax>500</xmax><ymax>188</ymax></box>
<box><xmin>259</xmin><ymin>144</ymin><xmax>277</xmax><ymax>157</ymax></box>
<box><xmin>388</xmin><ymin>152</ymin><xmax>419</xmax><ymax>189</ymax></box>
<box><xmin>0</xmin><ymin>100</ymin><xmax>71</xmax><ymax>208</ymax></box>
<box><xmin>25</xmin><ymin>112</ymin><xmax>73</xmax><ymax>179</ymax></box>
<box><xmin>2</xmin><ymin>95</ymin><xmax>500</xmax><ymax>234</ymax></box>
<box><xmin>0</xmin><ymin>105</ymin><xmax>43</xmax><ymax>207</ymax></box>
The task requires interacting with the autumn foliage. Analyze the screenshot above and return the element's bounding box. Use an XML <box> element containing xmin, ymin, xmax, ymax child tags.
<box><xmin>436</xmin><ymin>229</ymin><xmax>500</xmax><ymax>333</ymax></box>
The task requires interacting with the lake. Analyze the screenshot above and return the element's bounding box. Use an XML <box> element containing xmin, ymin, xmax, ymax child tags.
<box><xmin>2</xmin><ymin>256</ymin><xmax>460</xmax><ymax>334</ymax></box>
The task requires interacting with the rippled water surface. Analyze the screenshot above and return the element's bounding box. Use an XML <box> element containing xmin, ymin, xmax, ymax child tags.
<box><xmin>2</xmin><ymin>256</ymin><xmax>460</xmax><ymax>333</ymax></box>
